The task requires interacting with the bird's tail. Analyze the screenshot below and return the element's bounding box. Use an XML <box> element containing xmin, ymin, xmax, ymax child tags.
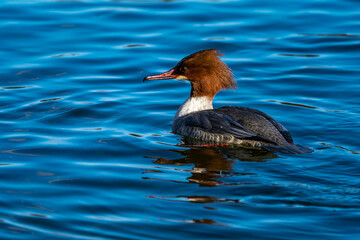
<box><xmin>264</xmin><ymin>144</ymin><xmax>313</xmax><ymax>154</ymax></box>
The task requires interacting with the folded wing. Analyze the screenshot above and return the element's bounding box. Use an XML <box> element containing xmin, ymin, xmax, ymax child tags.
<box><xmin>180</xmin><ymin>108</ymin><xmax>286</xmax><ymax>145</ymax></box>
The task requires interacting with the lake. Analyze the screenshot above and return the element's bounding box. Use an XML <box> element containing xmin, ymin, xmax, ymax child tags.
<box><xmin>1</xmin><ymin>0</ymin><xmax>359</xmax><ymax>239</ymax></box>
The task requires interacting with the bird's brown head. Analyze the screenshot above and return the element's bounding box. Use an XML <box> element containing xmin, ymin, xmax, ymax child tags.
<box><xmin>143</xmin><ymin>49</ymin><xmax>237</xmax><ymax>99</ymax></box>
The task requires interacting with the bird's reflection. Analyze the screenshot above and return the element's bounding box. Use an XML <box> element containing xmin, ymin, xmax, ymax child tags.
<box><xmin>144</xmin><ymin>140</ymin><xmax>280</xmax><ymax>226</ymax></box>
<box><xmin>144</xmin><ymin>139</ymin><xmax>278</xmax><ymax>187</ymax></box>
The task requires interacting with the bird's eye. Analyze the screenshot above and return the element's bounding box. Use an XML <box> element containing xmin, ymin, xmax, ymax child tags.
<box><xmin>179</xmin><ymin>66</ymin><xmax>187</xmax><ymax>72</ymax></box>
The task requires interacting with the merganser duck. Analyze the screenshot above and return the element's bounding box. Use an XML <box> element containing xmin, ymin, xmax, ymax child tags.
<box><xmin>143</xmin><ymin>49</ymin><xmax>312</xmax><ymax>154</ymax></box>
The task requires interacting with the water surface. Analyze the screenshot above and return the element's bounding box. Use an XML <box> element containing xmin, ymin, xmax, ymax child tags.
<box><xmin>1</xmin><ymin>0</ymin><xmax>359</xmax><ymax>239</ymax></box>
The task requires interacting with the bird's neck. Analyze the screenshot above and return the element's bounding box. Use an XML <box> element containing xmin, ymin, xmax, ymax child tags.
<box><xmin>174</xmin><ymin>96</ymin><xmax>213</xmax><ymax>120</ymax></box>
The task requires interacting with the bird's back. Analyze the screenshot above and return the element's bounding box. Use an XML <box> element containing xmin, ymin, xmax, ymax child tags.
<box><xmin>172</xmin><ymin>106</ymin><xmax>312</xmax><ymax>154</ymax></box>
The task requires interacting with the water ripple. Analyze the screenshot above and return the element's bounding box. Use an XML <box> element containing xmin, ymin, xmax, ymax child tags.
<box><xmin>1</xmin><ymin>0</ymin><xmax>359</xmax><ymax>239</ymax></box>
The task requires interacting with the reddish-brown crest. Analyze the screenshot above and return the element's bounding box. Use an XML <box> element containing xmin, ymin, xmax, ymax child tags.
<box><xmin>174</xmin><ymin>49</ymin><xmax>237</xmax><ymax>98</ymax></box>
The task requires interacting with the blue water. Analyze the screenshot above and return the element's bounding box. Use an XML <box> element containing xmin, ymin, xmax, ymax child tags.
<box><xmin>1</xmin><ymin>0</ymin><xmax>360</xmax><ymax>239</ymax></box>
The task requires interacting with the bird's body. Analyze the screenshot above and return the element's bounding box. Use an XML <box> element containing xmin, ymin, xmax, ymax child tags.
<box><xmin>144</xmin><ymin>49</ymin><xmax>312</xmax><ymax>154</ymax></box>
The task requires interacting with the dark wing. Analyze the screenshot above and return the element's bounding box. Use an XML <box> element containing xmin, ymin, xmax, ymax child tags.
<box><xmin>217</xmin><ymin>107</ymin><xmax>294</xmax><ymax>144</ymax></box>
<box><xmin>181</xmin><ymin>110</ymin><xmax>277</xmax><ymax>144</ymax></box>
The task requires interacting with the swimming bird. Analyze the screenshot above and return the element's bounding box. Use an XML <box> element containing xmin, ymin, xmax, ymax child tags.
<box><xmin>143</xmin><ymin>49</ymin><xmax>312</xmax><ymax>154</ymax></box>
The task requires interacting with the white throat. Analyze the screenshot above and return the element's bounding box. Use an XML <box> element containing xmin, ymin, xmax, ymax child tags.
<box><xmin>174</xmin><ymin>96</ymin><xmax>213</xmax><ymax>120</ymax></box>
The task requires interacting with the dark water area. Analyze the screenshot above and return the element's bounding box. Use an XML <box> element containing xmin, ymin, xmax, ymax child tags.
<box><xmin>1</xmin><ymin>0</ymin><xmax>360</xmax><ymax>239</ymax></box>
